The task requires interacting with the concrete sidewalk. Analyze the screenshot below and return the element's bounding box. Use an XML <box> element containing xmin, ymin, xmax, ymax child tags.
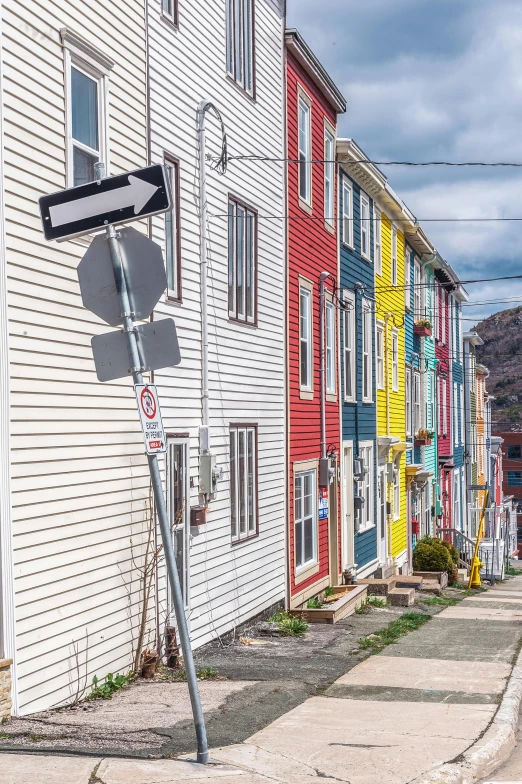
<box><xmin>3</xmin><ymin>577</ymin><xmax>522</xmax><ymax>783</ymax></box>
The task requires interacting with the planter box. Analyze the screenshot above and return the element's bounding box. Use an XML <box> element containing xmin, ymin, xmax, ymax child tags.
<box><xmin>411</xmin><ymin>520</ymin><xmax>420</xmax><ymax>535</ymax></box>
<box><xmin>413</xmin><ymin>570</ymin><xmax>449</xmax><ymax>588</ymax></box>
<box><xmin>414</xmin><ymin>325</ymin><xmax>432</xmax><ymax>337</ymax></box>
<box><xmin>414</xmin><ymin>438</ymin><xmax>432</xmax><ymax>447</ymax></box>
<box><xmin>289</xmin><ymin>584</ymin><xmax>367</xmax><ymax>625</ymax></box>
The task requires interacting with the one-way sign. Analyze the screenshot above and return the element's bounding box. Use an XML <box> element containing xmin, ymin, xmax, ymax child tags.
<box><xmin>39</xmin><ymin>164</ymin><xmax>171</xmax><ymax>242</ymax></box>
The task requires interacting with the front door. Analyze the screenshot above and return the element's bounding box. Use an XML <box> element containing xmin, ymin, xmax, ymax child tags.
<box><xmin>378</xmin><ymin>466</ymin><xmax>387</xmax><ymax>564</ymax></box>
<box><xmin>167</xmin><ymin>440</ymin><xmax>190</xmax><ymax>613</ymax></box>
<box><xmin>342</xmin><ymin>445</ymin><xmax>355</xmax><ymax>570</ymax></box>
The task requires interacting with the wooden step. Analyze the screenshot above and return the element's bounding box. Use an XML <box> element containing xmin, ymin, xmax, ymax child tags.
<box><xmin>357</xmin><ymin>577</ymin><xmax>397</xmax><ymax>596</ymax></box>
<box><xmin>388</xmin><ymin>588</ymin><xmax>415</xmax><ymax>607</ymax></box>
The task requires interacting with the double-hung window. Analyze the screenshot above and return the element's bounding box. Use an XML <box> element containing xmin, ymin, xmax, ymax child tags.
<box><xmin>324</xmin><ymin>127</ymin><xmax>334</xmax><ymax>226</ymax></box>
<box><xmin>404</xmin><ymin>249</ymin><xmax>410</xmax><ymax>308</ymax></box>
<box><xmin>453</xmin><ymin>382</ymin><xmax>458</xmax><ymax>445</ymax></box>
<box><xmin>164</xmin><ymin>157</ymin><xmax>180</xmax><ymax>299</ymax></box>
<box><xmin>343</xmin><ymin>292</ymin><xmax>356</xmax><ymax>402</ymax></box>
<box><xmin>414</xmin><ymin>370</ymin><xmax>422</xmax><ymax>433</ymax></box>
<box><xmin>356</xmin><ymin>445</ymin><xmax>373</xmax><ymax>532</ymax></box>
<box><xmin>392</xmin><ymin>329</ymin><xmax>399</xmax><ymax>392</ymax></box>
<box><xmin>362</xmin><ymin>299</ymin><xmax>373</xmax><ymax>403</ymax></box>
<box><xmin>391</xmin><ymin>227</ymin><xmax>398</xmax><ymax>286</ymax></box>
<box><xmin>376</xmin><ymin>323</ymin><xmax>384</xmax><ymax>390</ymax></box>
<box><xmin>226</xmin><ymin>0</ymin><xmax>254</xmax><ymax>95</ymax></box>
<box><xmin>230</xmin><ymin>425</ymin><xmax>257</xmax><ymax>542</ymax></box>
<box><xmin>374</xmin><ymin>207</ymin><xmax>382</xmax><ymax>275</ymax></box>
<box><xmin>228</xmin><ymin>197</ymin><xmax>256</xmax><ymax>324</ymax></box>
<box><xmin>342</xmin><ymin>181</ymin><xmax>353</xmax><ymax>247</ymax></box>
<box><xmin>414</xmin><ymin>261</ymin><xmax>422</xmax><ymax>318</ymax></box>
<box><xmin>295</xmin><ymin>469</ymin><xmax>317</xmax><ymax>569</ymax></box>
<box><xmin>298</xmin><ymin>94</ymin><xmax>311</xmax><ymax>205</ymax></box>
<box><xmin>406</xmin><ymin>367</ymin><xmax>412</xmax><ymax>438</ymax></box>
<box><xmin>509</xmin><ymin>472</ymin><xmax>522</xmax><ymax>487</ymax></box>
<box><xmin>442</xmin><ymin>378</ymin><xmax>448</xmax><ymax>436</ymax></box>
<box><xmin>326</xmin><ymin>300</ymin><xmax>335</xmax><ymax>394</ymax></box>
<box><xmin>300</xmin><ymin>285</ymin><xmax>313</xmax><ymax>391</ymax></box>
<box><xmin>161</xmin><ymin>0</ymin><xmax>178</xmax><ymax>25</ymax></box>
<box><xmin>360</xmin><ymin>192</ymin><xmax>371</xmax><ymax>260</ymax></box>
<box><xmin>441</xmin><ymin>290</ymin><xmax>446</xmax><ymax>344</ymax></box>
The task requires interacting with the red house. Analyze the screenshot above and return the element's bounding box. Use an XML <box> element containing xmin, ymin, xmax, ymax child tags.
<box><xmin>285</xmin><ymin>30</ymin><xmax>346</xmax><ymax>608</ymax></box>
<box><xmin>434</xmin><ymin>275</ymin><xmax>453</xmax><ymax>529</ymax></box>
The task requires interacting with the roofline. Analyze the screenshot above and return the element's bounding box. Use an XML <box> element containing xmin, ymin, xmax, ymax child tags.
<box><xmin>285</xmin><ymin>29</ymin><xmax>346</xmax><ymax>114</ymax></box>
<box><xmin>464</xmin><ymin>331</ymin><xmax>484</xmax><ymax>347</ymax></box>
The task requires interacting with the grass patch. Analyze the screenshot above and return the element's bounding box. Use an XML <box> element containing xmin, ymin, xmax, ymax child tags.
<box><xmin>267</xmin><ymin>610</ymin><xmax>309</xmax><ymax>637</ymax></box>
<box><xmin>418</xmin><ymin>596</ymin><xmax>458</xmax><ymax>606</ymax></box>
<box><xmin>358</xmin><ymin>612</ymin><xmax>431</xmax><ymax>653</ymax></box>
<box><xmin>506</xmin><ymin>566</ymin><xmax>522</xmax><ymax>576</ymax></box>
<box><xmin>355</xmin><ymin>595</ymin><xmax>388</xmax><ymax>614</ymax></box>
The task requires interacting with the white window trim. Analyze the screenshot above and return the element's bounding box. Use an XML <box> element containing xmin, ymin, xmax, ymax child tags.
<box><xmin>230</xmin><ymin>425</ymin><xmax>258</xmax><ymax>543</ymax></box>
<box><xmin>374</xmin><ymin>206</ymin><xmax>382</xmax><ymax>275</ymax></box>
<box><xmin>161</xmin><ymin>0</ymin><xmax>178</xmax><ymax>25</ymax></box>
<box><xmin>164</xmin><ymin>155</ymin><xmax>180</xmax><ymax>301</ymax></box>
<box><xmin>392</xmin><ymin>328</ymin><xmax>399</xmax><ymax>393</ymax></box>
<box><xmin>325</xmin><ymin>298</ymin><xmax>336</xmax><ymax>396</ymax></box>
<box><xmin>298</xmin><ymin>89</ymin><xmax>312</xmax><ymax>208</ymax></box>
<box><xmin>406</xmin><ymin>366</ymin><xmax>412</xmax><ymax>438</ymax></box>
<box><xmin>61</xmin><ymin>28</ymin><xmax>112</xmax><ymax>190</ymax></box>
<box><xmin>414</xmin><ymin>260</ymin><xmax>422</xmax><ymax>319</ymax></box>
<box><xmin>376</xmin><ymin>321</ymin><xmax>384</xmax><ymax>391</ymax></box>
<box><xmin>299</xmin><ymin>279</ymin><xmax>313</xmax><ymax>396</ymax></box>
<box><xmin>362</xmin><ymin>298</ymin><xmax>373</xmax><ymax>403</ymax></box>
<box><xmin>442</xmin><ymin>378</ymin><xmax>448</xmax><ymax>437</ymax></box>
<box><xmin>324</xmin><ymin>123</ymin><xmax>335</xmax><ymax>227</ymax></box>
<box><xmin>414</xmin><ymin>369</ymin><xmax>422</xmax><ymax>433</ymax></box>
<box><xmin>391</xmin><ymin>227</ymin><xmax>398</xmax><ymax>286</ymax></box>
<box><xmin>356</xmin><ymin>442</ymin><xmax>374</xmax><ymax>533</ymax></box>
<box><xmin>360</xmin><ymin>191</ymin><xmax>371</xmax><ymax>261</ymax></box>
<box><xmin>294</xmin><ymin>464</ymin><xmax>318</xmax><ymax>575</ymax></box>
<box><xmin>226</xmin><ymin>0</ymin><xmax>254</xmax><ymax>95</ymax></box>
<box><xmin>343</xmin><ymin>290</ymin><xmax>356</xmax><ymax>403</ymax></box>
<box><xmin>404</xmin><ymin>248</ymin><xmax>411</xmax><ymax>309</ymax></box>
<box><xmin>342</xmin><ymin>180</ymin><xmax>353</xmax><ymax>248</ymax></box>
<box><xmin>394</xmin><ymin>467</ymin><xmax>401</xmax><ymax>521</ymax></box>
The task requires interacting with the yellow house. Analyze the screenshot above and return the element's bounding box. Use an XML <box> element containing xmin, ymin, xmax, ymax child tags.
<box><xmin>374</xmin><ymin>204</ymin><xmax>409</xmax><ymax>572</ymax></box>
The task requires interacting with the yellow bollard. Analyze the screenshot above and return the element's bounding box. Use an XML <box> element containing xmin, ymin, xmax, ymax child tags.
<box><xmin>469</xmin><ymin>556</ymin><xmax>484</xmax><ymax>589</ymax></box>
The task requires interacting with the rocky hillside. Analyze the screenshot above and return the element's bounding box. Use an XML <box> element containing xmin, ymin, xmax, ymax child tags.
<box><xmin>475</xmin><ymin>306</ymin><xmax>522</xmax><ymax>432</ymax></box>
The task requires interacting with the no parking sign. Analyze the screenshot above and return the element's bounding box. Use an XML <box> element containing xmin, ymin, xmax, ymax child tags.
<box><xmin>135</xmin><ymin>384</ymin><xmax>166</xmax><ymax>454</ymax></box>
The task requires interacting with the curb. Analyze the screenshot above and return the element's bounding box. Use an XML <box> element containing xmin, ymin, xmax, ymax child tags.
<box><xmin>412</xmin><ymin>644</ymin><xmax>522</xmax><ymax>784</ymax></box>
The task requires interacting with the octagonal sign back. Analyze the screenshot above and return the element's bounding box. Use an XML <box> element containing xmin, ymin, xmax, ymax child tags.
<box><xmin>77</xmin><ymin>226</ymin><xmax>168</xmax><ymax>326</ymax></box>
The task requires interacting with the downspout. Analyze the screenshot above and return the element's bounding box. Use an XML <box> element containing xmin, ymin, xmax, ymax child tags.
<box><xmin>196</xmin><ymin>102</ymin><xmax>212</xmax><ymax>456</ymax></box>
<box><xmin>281</xmin><ymin>10</ymin><xmax>289</xmax><ymax>609</ymax></box>
<box><xmin>0</xmin><ymin>2</ymin><xmax>17</xmax><ymax>712</ymax></box>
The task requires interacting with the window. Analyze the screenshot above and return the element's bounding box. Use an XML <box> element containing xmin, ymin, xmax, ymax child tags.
<box><xmin>295</xmin><ymin>469</ymin><xmax>317</xmax><ymax>569</ymax></box>
<box><xmin>414</xmin><ymin>370</ymin><xmax>422</xmax><ymax>433</ymax></box>
<box><xmin>391</xmin><ymin>227</ymin><xmax>398</xmax><ymax>286</ymax></box>
<box><xmin>442</xmin><ymin>378</ymin><xmax>447</xmax><ymax>436</ymax></box>
<box><xmin>454</xmin><ymin>471</ymin><xmax>461</xmax><ymax>531</ymax></box>
<box><xmin>453</xmin><ymin>382</ymin><xmax>458</xmax><ymax>445</ymax></box>
<box><xmin>360</xmin><ymin>192</ymin><xmax>371</xmax><ymax>260</ymax></box>
<box><xmin>324</xmin><ymin>127</ymin><xmax>334</xmax><ymax>226</ymax></box>
<box><xmin>406</xmin><ymin>367</ymin><xmax>412</xmax><ymax>438</ymax></box>
<box><xmin>376</xmin><ymin>323</ymin><xmax>384</xmax><ymax>390</ymax></box>
<box><xmin>300</xmin><ymin>285</ymin><xmax>312</xmax><ymax>390</ymax></box>
<box><xmin>508</xmin><ymin>472</ymin><xmax>522</xmax><ymax>487</ymax></box>
<box><xmin>356</xmin><ymin>445</ymin><xmax>373</xmax><ymax>532</ymax></box>
<box><xmin>298</xmin><ymin>95</ymin><xmax>311</xmax><ymax>204</ymax></box>
<box><xmin>414</xmin><ymin>261</ymin><xmax>422</xmax><ymax>319</ymax></box>
<box><xmin>68</xmin><ymin>63</ymin><xmax>105</xmax><ymax>187</ymax></box>
<box><xmin>226</xmin><ymin>0</ymin><xmax>254</xmax><ymax>95</ymax></box>
<box><xmin>326</xmin><ymin>300</ymin><xmax>335</xmax><ymax>394</ymax></box>
<box><xmin>441</xmin><ymin>290</ymin><xmax>446</xmax><ymax>344</ymax></box>
<box><xmin>343</xmin><ymin>292</ymin><xmax>355</xmax><ymax>402</ymax></box>
<box><xmin>394</xmin><ymin>468</ymin><xmax>400</xmax><ymax>521</ymax></box>
<box><xmin>437</xmin><ymin>378</ymin><xmax>442</xmax><ymax>437</ymax></box>
<box><xmin>508</xmin><ymin>445</ymin><xmax>522</xmax><ymax>460</ymax></box>
<box><xmin>392</xmin><ymin>329</ymin><xmax>399</xmax><ymax>392</ymax></box>
<box><xmin>228</xmin><ymin>197</ymin><xmax>256</xmax><ymax>324</ymax></box>
<box><xmin>460</xmin><ymin>385</ymin><xmax>464</xmax><ymax>443</ymax></box>
<box><xmin>342</xmin><ymin>181</ymin><xmax>353</xmax><ymax>247</ymax></box>
<box><xmin>434</xmin><ymin>285</ymin><xmax>439</xmax><ymax>339</ymax></box>
<box><xmin>161</xmin><ymin>0</ymin><xmax>178</xmax><ymax>24</ymax></box>
<box><xmin>374</xmin><ymin>207</ymin><xmax>382</xmax><ymax>275</ymax></box>
<box><xmin>404</xmin><ymin>249</ymin><xmax>410</xmax><ymax>308</ymax></box>
<box><xmin>230</xmin><ymin>425</ymin><xmax>257</xmax><ymax>542</ymax></box>
<box><xmin>164</xmin><ymin>158</ymin><xmax>180</xmax><ymax>299</ymax></box>
<box><xmin>362</xmin><ymin>299</ymin><xmax>373</xmax><ymax>402</ymax></box>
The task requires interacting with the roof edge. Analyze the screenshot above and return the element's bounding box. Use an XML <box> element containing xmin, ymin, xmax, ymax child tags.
<box><xmin>285</xmin><ymin>29</ymin><xmax>346</xmax><ymax>114</ymax></box>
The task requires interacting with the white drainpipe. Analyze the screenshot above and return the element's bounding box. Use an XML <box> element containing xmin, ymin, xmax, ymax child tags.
<box><xmin>196</xmin><ymin>101</ymin><xmax>212</xmax><ymax>454</ymax></box>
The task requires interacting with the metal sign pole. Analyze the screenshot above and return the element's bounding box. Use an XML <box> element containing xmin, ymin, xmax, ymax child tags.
<box><xmin>105</xmin><ymin>225</ymin><xmax>209</xmax><ymax>764</ymax></box>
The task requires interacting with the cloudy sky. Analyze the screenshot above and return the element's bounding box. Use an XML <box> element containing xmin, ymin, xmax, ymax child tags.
<box><xmin>287</xmin><ymin>0</ymin><xmax>522</xmax><ymax>324</ymax></box>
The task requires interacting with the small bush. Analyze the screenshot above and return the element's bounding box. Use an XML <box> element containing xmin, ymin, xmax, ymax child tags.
<box><xmin>413</xmin><ymin>541</ymin><xmax>453</xmax><ymax>573</ymax></box>
<box><xmin>439</xmin><ymin>539</ymin><xmax>459</xmax><ymax>565</ymax></box>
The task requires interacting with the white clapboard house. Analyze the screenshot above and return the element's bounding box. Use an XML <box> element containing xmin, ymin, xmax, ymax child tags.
<box><xmin>0</xmin><ymin>0</ymin><xmax>286</xmax><ymax>717</ymax></box>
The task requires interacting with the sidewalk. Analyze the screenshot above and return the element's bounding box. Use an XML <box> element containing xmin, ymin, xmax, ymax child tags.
<box><xmin>2</xmin><ymin>577</ymin><xmax>522</xmax><ymax>783</ymax></box>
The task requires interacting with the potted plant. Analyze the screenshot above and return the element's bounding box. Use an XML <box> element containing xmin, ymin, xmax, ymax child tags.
<box><xmin>414</xmin><ymin>318</ymin><xmax>432</xmax><ymax>337</ymax></box>
<box><xmin>414</xmin><ymin>428</ymin><xmax>434</xmax><ymax>446</ymax></box>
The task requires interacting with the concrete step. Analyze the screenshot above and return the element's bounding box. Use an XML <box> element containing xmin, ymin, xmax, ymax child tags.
<box><xmin>395</xmin><ymin>575</ymin><xmax>424</xmax><ymax>590</ymax></box>
<box><xmin>388</xmin><ymin>588</ymin><xmax>415</xmax><ymax>607</ymax></box>
<box><xmin>457</xmin><ymin>568</ymin><xmax>469</xmax><ymax>582</ymax></box>
<box><xmin>421</xmin><ymin>580</ymin><xmax>442</xmax><ymax>596</ymax></box>
<box><xmin>413</xmin><ymin>570</ymin><xmax>448</xmax><ymax>588</ymax></box>
<box><xmin>357</xmin><ymin>577</ymin><xmax>397</xmax><ymax>596</ymax></box>
<box><xmin>374</xmin><ymin>564</ymin><xmax>395</xmax><ymax>579</ymax></box>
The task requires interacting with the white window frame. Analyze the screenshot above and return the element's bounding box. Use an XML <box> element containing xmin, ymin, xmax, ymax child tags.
<box><xmin>404</xmin><ymin>248</ymin><xmax>411</xmax><ymax>308</ymax></box>
<box><xmin>406</xmin><ymin>366</ymin><xmax>412</xmax><ymax>438</ymax></box>
<box><xmin>226</xmin><ymin>0</ymin><xmax>254</xmax><ymax>95</ymax></box>
<box><xmin>460</xmin><ymin>385</ymin><xmax>464</xmax><ymax>443</ymax></box>
<box><xmin>343</xmin><ymin>291</ymin><xmax>356</xmax><ymax>402</ymax></box>
<box><xmin>414</xmin><ymin>260</ymin><xmax>422</xmax><ymax>319</ymax></box>
<box><xmin>442</xmin><ymin>377</ymin><xmax>448</xmax><ymax>436</ymax></box>
<box><xmin>326</xmin><ymin>299</ymin><xmax>336</xmax><ymax>394</ymax></box>
<box><xmin>414</xmin><ymin>370</ymin><xmax>422</xmax><ymax>433</ymax></box>
<box><xmin>342</xmin><ymin>180</ymin><xmax>353</xmax><ymax>247</ymax></box>
<box><xmin>161</xmin><ymin>0</ymin><xmax>178</xmax><ymax>24</ymax></box>
<box><xmin>294</xmin><ymin>468</ymin><xmax>318</xmax><ymax>571</ymax></box>
<box><xmin>392</xmin><ymin>328</ymin><xmax>399</xmax><ymax>393</ymax></box>
<box><xmin>394</xmin><ymin>467</ymin><xmax>401</xmax><ymax>521</ymax></box>
<box><xmin>228</xmin><ymin>197</ymin><xmax>257</xmax><ymax>324</ymax></box>
<box><xmin>360</xmin><ymin>192</ymin><xmax>371</xmax><ymax>261</ymax></box>
<box><xmin>453</xmin><ymin>381</ymin><xmax>458</xmax><ymax>447</ymax></box>
<box><xmin>374</xmin><ymin>206</ymin><xmax>382</xmax><ymax>275</ymax></box>
<box><xmin>230</xmin><ymin>425</ymin><xmax>258</xmax><ymax>543</ymax></box>
<box><xmin>453</xmin><ymin>469</ymin><xmax>461</xmax><ymax>530</ymax></box>
<box><xmin>299</xmin><ymin>283</ymin><xmax>313</xmax><ymax>392</ymax></box>
<box><xmin>441</xmin><ymin>289</ymin><xmax>447</xmax><ymax>345</ymax></box>
<box><xmin>362</xmin><ymin>299</ymin><xmax>373</xmax><ymax>403</ymax></box>
<box><xmin>356</xmin><ymin>443</ymin><xmax>374</xmax><ymax>533</ymax></box>
<box><xmin>437</xmin><ymin>377</ymin><xmax>442</xmax><ymax>437</ymax></box>
<box><xmin>324</xmin><ymin>125</ymin><xmax>335</xmax><ymax>227</ymax></box>
<box><xmin>391</xmin><ymin>227</ymin><xmax>398</xmax><ymax>286</ymax></box>
<box><xmin>164</xmin><ymin>156</ymin><xmax>180</xmax><ymax>300</ymax></box>
<box><xmin>298</xmin><ymin>92</ymin><xmax>312</xmax><ymax>206</ymax></box>
<box><xmin>376</xmin><ymin>321</ymin><xmax>384</xmax><ymax>391</ymax></box>
<box><xmin>62</xmin><ymin>30</ymin><xmax>112</xmax><ymax>189</ymax></box>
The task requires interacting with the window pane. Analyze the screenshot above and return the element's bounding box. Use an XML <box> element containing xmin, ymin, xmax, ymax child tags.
<box><xmin>303</xmin><ymin>472</ymin><xmax>312</xmax><ymax>517</ymax></box>
<box><xmin>300</xmin><ymin>289</ymin><xmax>310</xmax><ymax>388</ymax></box>
<box><xmin>508</xmin><ymin>445</ymin><xmax>522</xmax><ymax>460</ymax></box>
<box><xmin>226</xmin><ymin>0</ymin><xmax>234</xmax><ymax>74</ymax></box>
<box><xmin>295</xmin><ymin>520</ymin><xmax>303</xmax><ymax>567</ymax></box>
<box><xmin>234</xmin><ymin>0</ymin><xmax>243</xmax><ymax>85</ymax></box>
<box><xmin>228</xmin><ymin>201</ymin><xmax>236</xmax><ymax>314</ymax></box>
<box><xmin>326</xmin><ymin>303</ymin><xmax>334</xmax><ymax>392</ymax></box>
<box><xmin>298</xmin><ymin>101</ymin><xmax>309</xmax><ymax>202</ymax></box>
<box><xmin>247</xmin><ymin>429</ymin><xmax>255</xmax><ymax>533</ymax></box>
<box><xmin>295</xmin><ymin>475</ymin><xmax>302</xmax><ymax>522</ymax></box>
<box><xmin>162</xmin><ymin>0</ymin><xmax>173</xmax><ymax>14</ymax></box>
<box><xmin>72</xmin><ymin>67</ymin><xmax>99</xmax><ymax>151</ymax></box>
<box><xmin>230</xmin><ymin>430</ymin><xmax>237</xmax><ymax>537</ymax></box>
<box><xmin>73</xmin><ymin>145</ymin><xmax>97</xmax><ymax>187</ymax></box>
<box><xmin>243</xmin><ymin>0</ymin><xmax>252</xmax><ymax>92</ymax></box>
<box><xmin>239</xmin><ymin>429</ymin><xmax>246</xmax><ymax>532</ymax></box>
<box><xmin>304</xmin><ymin>514</ymin><xmax>314</xmax><ymax>563</ymax></box>
<box><xmin>246</xmin><ymin>212</ymin><xmax>255</xmax><ymax>321</ymax></box>
<box><xmin>165</xmin><ymin>163</ymin><xmax>177</xmax><ymax>294</ymax></box>
<box><xmin>237</xmin><ymin>206</ymin><xmax>245</xmax><ymax>317</ymax></box>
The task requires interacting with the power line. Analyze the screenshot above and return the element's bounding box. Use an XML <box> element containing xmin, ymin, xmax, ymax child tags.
<box><xmin>213</xmin><ymin>212</ymin><xmax>522</xmax><ymax>223</ymax></box>
<box><xmin>222</xmin><ymin>155</ymin><xmax>522</xmax><ymax>168</ymax></box>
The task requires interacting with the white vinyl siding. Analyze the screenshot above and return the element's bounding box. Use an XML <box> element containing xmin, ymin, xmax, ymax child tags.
<box><xmin>342</xmin><ymin>180</ymin><xmax>353</xmax><ymax>247</ymax></box>
<box><xmin>374</xmin><ymin>207</ymin><xmax>382</xmax><ymax>275</ymax></box>
<box><xmin>392</xmin><ymin>329</ymin><xmax>399</xmax><ymax>392</ymax></box>
<box><xmin>343</xmin><ymin>292</ymin><xmax>355</xmax><ymax>402</ymax></box>
<box><xmin>295</xmin><ymin>469</ymin><xmax>317</xmax><ymax>569</ymax></box>
<box><xmin>230</xmin><ymin>426</ymin><xmax>257</xmax><ymax>542</ymax></box>
<box><xmin>300</xmin><ymin>286</ymin><xmax>312</xmax><ymax>390</ymax></box>
<box><xmin>376</xmin><ymin>322</ymin><xmax>384</xmax><ymax>390</ymax></box>
<box><xmin>298</xmin><ymin>94</ymin><xmax>311</xmax><ymax>205</ymax></box>
<box><xmin>326</xmin><ymin>300</ymin><xmax>335</xmax><ymax>394</ymax></box>
<box><xmin>226</xmin><ymin>0</ymin><xmax>254</xmax><ymax>94</ymax></box>
<box><xmin>360</xmin><ymin>192</ymin><xmax>370</xmax><ymax>260</ymax></box>
<box><xmin>324</xmin><ymin>128</ymin><xmax>334</xmax><ymax>226</ymax></box>
<box><xmin>391</xmin><ymin>227</ymin><xmax>398</xmax><ymax>286</ymax></box>
<box><xmin>362</xmin><ymin>299</ymin><xmax>373</xmax><ymax>403</ymax></box>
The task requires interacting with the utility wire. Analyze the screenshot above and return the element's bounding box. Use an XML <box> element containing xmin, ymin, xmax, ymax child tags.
<box><xmin>220</xmin><ymin>155</ymin><xmax>522</xmax><ymax>167</ymax></box>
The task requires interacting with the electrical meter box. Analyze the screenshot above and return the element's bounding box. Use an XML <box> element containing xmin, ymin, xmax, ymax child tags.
<box><xmin>199</xmin><ymin>453</ymin><xmax>215</xmax><ymax>495</ymax></box>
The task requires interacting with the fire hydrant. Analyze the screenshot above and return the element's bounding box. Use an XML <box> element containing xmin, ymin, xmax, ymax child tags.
<box><xmin>469</xmin><ymin>555</ymin><xmax>484</xmax><ymax>589</ymax></box>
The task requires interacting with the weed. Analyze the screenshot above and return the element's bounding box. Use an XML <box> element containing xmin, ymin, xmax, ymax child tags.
<box><xmin>324</xmin><ymin>586</ymin><xmax>334</xmax><ymax>597</ymax></box>
<box><xmin>86</xmin><ymin>671</ymin><xmax>133</xmax><ymax>701</ymax></box>
<box><xmin>506</xmin><ymin>566</ymin><xmax>522</xmax><ymax>576</ymax></box>
<box><xmin>0</xmin><ymin>732</ymin><xmax>8</xmax><ymax>740</ymax></box>
<box><xmin>267</xmin><ymin>610</ymin><xmax>308</xmax><ymax>636</ymax></box>
<box><xmin>0</xmin><ymin>717</ymin><xmax>7</xmax><ymax>725</ymax></box>
<box><xmin>355</xmin><ymin>602</ymin><xmax>370</xmax><ymax>614</ymax></box>
<box><xmin>358</xmin><ymin>612</ymin><xmax>431</xmax><ymax>653</ymax></box>
<box><xmin>367</xmin><ymin>595</ymin><xmax>387</xmax><ymax>608</ymax></box>
<box><xmin>196</xmin><ymin>667</ymin><xmax>218</xmax><ymax>680</ymax></box>
<box><xmin>306</xmin><ymin>597</ymin><xmax>324</xmax><ymax>609</ymax></box>
<box><xmin>419</xmin><ymin>596</ymin><xmax>458</xmax><ymax>606</ymax></box>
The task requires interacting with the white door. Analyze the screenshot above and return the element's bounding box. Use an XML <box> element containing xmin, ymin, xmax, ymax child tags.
<box><xmin>378</xmin><ymin>466</ymin><xmax>387</xmax><ymax>563</ymax></box>
<box><xmin>342</xmin><ymin>445</ymin><xmax>355</xmax><ymax>569</ymax></box>
<box><xmin>167</xmin><ymin>439</ymin><xmax>190</xmax><ymax>612</ymax></box>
